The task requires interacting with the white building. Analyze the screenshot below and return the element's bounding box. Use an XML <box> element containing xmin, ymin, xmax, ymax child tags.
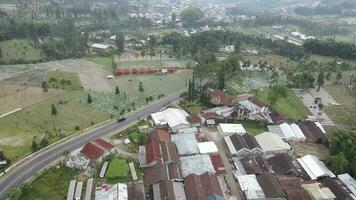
<box><xmin>95</xmin><ymin>183</ymin><xmax>128</xmax><ymax>200</ymax></box>
<box><xmin>217</xmin><ymin>123</ymin><xmax>246</xmax><ymax>136</ymax></box>
<box><xmin>149</xmin><ymin>108</ymin><xmax>190</xmax><ymax>131</ymax></box>
<box><xmin>197</xmin><ymin>142</ymin><xmax>218</xmax><ymax>154</ymax></box>
<box><xmin>338</xmin><ymin>173</ymin><xmax>356</xmax><ymax>199</ymax></box>
<box><xmin>268</xmin><ymin>123</ymin><xmax>306</xmax><ymax>141</ymax></box>
<box><xmin>235</xmin><ymin>174</ymin><xmax>265</xmax><ymax>200</ymax></box>
<box><xmin>255</xmin><ymin>132</ymin><xmax>292</xmax><ymax>155</ymax></box>
<box><xmin>297</xmin><ymin>155</ymin><xmax>335</xmax><ymax>180</ymax></box>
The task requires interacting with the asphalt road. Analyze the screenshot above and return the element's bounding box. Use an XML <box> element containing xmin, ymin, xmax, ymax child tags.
<box><xmin>0</xmin><ymin>93</ymin><xmax>181</xmax><ymax>199</ymax></box>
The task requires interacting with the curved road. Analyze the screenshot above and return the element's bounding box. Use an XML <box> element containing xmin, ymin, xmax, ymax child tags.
<box><xmin>0</xmin><ymin>93</ymin><xmax>181</xmax><ymax>199</ymax></box>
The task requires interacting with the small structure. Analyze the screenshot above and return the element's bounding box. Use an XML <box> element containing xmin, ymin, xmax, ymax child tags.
<box><xmin>95</xmin><ymin>183</ymin><xmax>128</xmax><ymax>200</ymax></box>
<box><xmin>186</xmin><ymin>115</ymin><xmax>202</xmax><ymax>127</ymax></box>
<box><xmin>149</xmin><ymin>128</ymin><xmax>171</xmax><ymax>143</ymax></box>
<box><xmin>127</xmin><ymin>181</ymin><xmax>145</xmax><ymax>200</ymax></box>
<box><xmin>209</xmin><ymin>153</ymin><xmax>226</xmax><ymax>175</ymax></box>
<box><xmin>180</xmin><ymin>155</ymin><xmax>215</xmax><ymax>178</ymax></box>
<box><xmin>99</xmin><ymin>161</ymin><xmax>109</xmax><ymax>178</ymax></box>
<box><xmin>176</xmin><ymin>127</ymin><xmax>199</xmax><ymax>135</ymax></box>
<box><xmin>320</xmin><ymin>177</ymin><xmax>354</xmax><ymax>200</ymax></box>
<box><xmin>75</xmin><ymin>181</ymin><xmax>83</xmax><ymax>200</ymax></box>
<box><xmin>224</xmin><ymin>133</ymin><xmax>263</xmax><ymax>157</ymax></box>
<box><xmin>236</xmin><ymin>156</ymin><xmax>271</xmax><ymax>175</ymax></box>
<box><xmin>297</xmin><ymin>154</ymin><xmax>335</xmax><ymax>180</ymax></box>
<box><xmin>267</xmin><ymin>154</ymin><xmax>299</xmax><ymax>176</ymax></box>
<box><xmin>184</xmin><ymin>172</ymin><xmax>223</xmax><ymax>200</ymax></box>
<box><xmin>171</xmin><ymin>134</ymin><xmax>199</xmax><ymax>156</ymax></box>
<box><xmin>235</xmin><ymin>174</ymin><xmax>265</xmax><ymax>200</ymax></box>
<box><xmin>67</xmin><ymin>180</ymin><xmax>77</xmax><ymax>200</ymax></box>
<box><xmin>298</xmin><ymin>121</ymin><xmax>329</xmax><ymax>145</ymax></box>
<box><xmin>255</xmin><ymin>132</ymin><xmax>292</xmax><ymax>155</ymax></box>
<box><xmin>267</xmin><ymin>123</ymin><xmax>306</xmax><ymax>141</ymax></box>
<box><xmin>302</xmin><ymin>182</ymin><xmax>336</xmax><ymax>200</ymax></box>
<box><xmin>148</xmin><ymin>108</ymin><xmax>190</xmax><ymax>131</ymax></box>
<box><xmin>278</xmin><ymin>177</ymin><xmax>310</xmax><ymax>200</ymax></box>
<box><xmin>256</xmin><ymin>173</ymin><xmax>286</xmax><ymax>199</ymax></box>
<box><xmin>153</xmin><ymin>180</ymin><xmax>187</xmax><ymax>200</ymax></box>
<box><xmin>90</xmin><ymin>43</ymin><xmax>112</xmax><ymax>53</ymax></box>
<box><xmin>201</xmin><ymin>107</ymin><xmax>236</xmax><ymax>121</ymax></box>
<box><xmin>338</xmin><ymin>173</ymin><xmax>356</xmax><ymax>199</ymax></box>
<box><xmin>210</xmin><ymin>89</ymin><xmax>234</xmax><ymax>106</ymax></box>
<box><xmin>80</xmin><ymin>139</ymin><xmax>115</xmax><ymax>162</ymax></box>
<box><xmin>84</xmin><ymin>178</ymin><xmax>93</xmax><ymax>200</ymax></box>
<box><xmin>129</xmin><ymin>162</ymin><xmax>138</xmax><ymax>181</ymax></box>
<box><xmin>198</xmin><ymin>142</ymin><xmax>218</xmax><ymax>154</ymax></box>
<box><xmin>217</xmin><ymin>123</ymin><xmax>246</xmax><ymax>136</ymax></box>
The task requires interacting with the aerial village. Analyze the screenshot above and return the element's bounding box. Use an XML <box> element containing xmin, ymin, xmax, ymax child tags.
<box><xmin>62</xmin><ymin>88</ymin><xmax>356</xmax><ymax>200</ymax></box>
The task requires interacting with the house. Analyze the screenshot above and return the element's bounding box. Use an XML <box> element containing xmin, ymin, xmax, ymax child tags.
<box><xmin>145</xmin><ymin>163</ymin><xmax>171</xmax><ymax>185</ymax></box>
<box><xmin>297</xmin><ymin>154</ymin><xmax>335</xmax><ymax>180</ymax></box>
<box><xmin>218</xmin><ymin>123</ymin><xmax>246</xmax><ymax>136</ymax></box>
<box><xmin>161</xmin><ymin>142</ymin><xmax>180</xmax><ymax>164</ymax></box>
<box><xmin>237</xmin><ymin>156</ymin><xmax>271</xmax><ymax>175</ymax></box>
<box><xmin>209</xmin><ymin>153</ymin><xmax>226</xmax><ymax>175</ymax></box>
<box><xmin>320</xmin><ymin>177</ymin><xmax>353</xmax><ymax>200</ymax></box>
<box><xmin>127</xmin><ymin>180</ymin><xmax>145</xmax><ymax>200</ymax></box>
<box><xmin>302</xmin><ymin>182</ymin><xmax>336</xmax><ymax>200</ymax></box>
<box><xmin>235</xmin><ymin>174</ymin><xmax>265</xmax><ymax>200</ymax></box>
<box><xmin>90</xmin><ymin>43</ymin><xmax>112</xmax><ymax>53</ymax></box>
<box><xmin>149</xmin><ymin>128</ymin><xmax>171</xmax><ymax>143</ymax></box>
<box><xmin>180</xmin><ymin>155</ymin><xmax>215</xmax><ymax>178</ymax></box>
<box><xmin>184</xmin><ymin>173</ymin><xmax>223</xmax><ymax>200</ymax></box>
<box><xmin>232</xmin><ymin>94</ymin><xmax>269</xmax><ymax>120</ymax></box>
<box><xmin>224</xmin><ymin>133</ymin><xmax>263</xmax><ymax>157</ymax></box>
<box><xmin>277</xmin><ymin>177</ymin><xmax>310</xmax><ymax>200</ymax></box>
<box><xmin>171</xmin><ymin>134</ymin><xmax>199</xmax><ymax>156</ymax></box>
<box><xmin>148</xmin><ymin>108</ymin><xmax>190</xmax><ymax>131</ymax></box>
<box><xmin>139</xmin><ymin>141</ymin><xmax>179</xmax><ymax>167</ymax></box>
<box><xmin>153</xmin><ymin>180</ymin><xmax>187</xmax><ymax>200</ymax></box>
<box><xmin>198</xmin><ymin>142</ymin><xmax>218</xmax><ymax>154</ymax></box>
<box><xmin>338</xmin><ymin>173</ymin><xmax>356</xmax><ymax>199</ymax></box>
<box><xmin>269</xmin><ymin>111</ymin><xmax>290</xmax><ymax>124</ymax></box>
<box><xmin>298</xmin><ymin>121</ymin><xmax>329</xmax><ymax>145</ymax></box>
<box><xmin>80</xmin><ymin>139</ymin><xmax>115</xmax><ymax>162</ymax></box>
<box><xmin>201</xmin><ymin>107</ymin><xmax>236</xmax><ymax>121</ymax></box>
<box><xmin>267</xmin><ymin>123</ymin><xmax>306</xmax><ymax>141</ymax></box>
<box><xmin>256</xmin><ymin>173</ymin><xmax>287</xmax><ymax>199</ymax></box>
<box><xmin>267</xmin><ymin>154</ymin><xmax>299</xmax><ymax>176</ymax></box>
<box><xmin>186</xmin><ymin>115</ymin><xmax>201</xmax><ymax>127</ymax></box>
<box><xmin>95</xmin><ymin>183</ymin><xmax>128</xmax><ymax>200</ymax></box>
<box><xmin>209</xmin><ymin>89</ymin><xmax>233</xmax><ymax>106</ymax></box>
<box><xmin>255</xmin><ymin>132</ymin><xmax>292</xmax><ymax>155</ymax></box>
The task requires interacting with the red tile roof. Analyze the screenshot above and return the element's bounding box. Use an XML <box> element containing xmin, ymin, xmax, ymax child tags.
<box><xmin>187</xmin><ymin>115</ymin><xmax>202</xmax><ymax>124</ymax></box>
<box><xmin>145</xmin><ymin>163</ymin><xmax>167</xmax><ymax>185</ymax></box>
<box><xmin>209</xmin><ymin>153</ymin><xmax>226</xmax><ymax>175</ymax></box>
<box><xmin>184</xmin><ymin>173</ymin><xmax>223</xmax><ymax>200</ymax></box>
<box><xmin>256</xmin><ymin>173</ymin><xmax>286</xmax><ymax>199</ymax></box>
<box><xmin>149</xmin><ymin>128</ymin><xmax>171</xmax><ymax>143</ymax></box>
<box><xmin>278</xmin><ymin>177</ymin><xmax>310</xmax><ymax>200</ymax></box>
<box><xmin>145</xmin><ymin>141</ymin><xmax>162</xmax><ymax>164</ymax></box>
<box><xmin>80</xmin><ymin>139</ymin><xmax>114</xmax><ymax>160</ymax></box>
<box><xmin>210</xmin><ymin>90</ymin><xmax>233</xmax><ymax>106</ymax></box>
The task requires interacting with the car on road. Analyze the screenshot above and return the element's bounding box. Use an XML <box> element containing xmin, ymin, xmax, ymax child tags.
<box><xmin>117</xmin><ymin>118</ymin><xmax>126</xmax><ymax>122</ymax></box>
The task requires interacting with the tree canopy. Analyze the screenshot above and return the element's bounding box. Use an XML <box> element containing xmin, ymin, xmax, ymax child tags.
<box><xmin>180</xmin><ymin>7</ymin><xmax>204</xmax><ymax>27</ymax></box>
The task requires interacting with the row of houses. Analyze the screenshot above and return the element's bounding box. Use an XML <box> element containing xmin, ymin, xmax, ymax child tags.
<box><xmin>140</xmin><ymin>107</ymin><xmax>229</xmax><ymax>200</ymax></box>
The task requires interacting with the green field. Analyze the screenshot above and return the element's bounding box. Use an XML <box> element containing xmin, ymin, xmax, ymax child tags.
<box><xmin>256</xmin><ymin>88</ymin><xmax>310</xmax><ymax>121</ymax></box>
<box><xmin>18</xmin><ymin>165</ymin><xmax>81</xmax><ymax>200</ymax></box>
<box><xmin>240</xmin><ymin>121</ymin><xmax>267</xmax><ymax>135</ymax></box>
<box><xmin>87</xmin><ymin>56</ymin><xmax>115</xmax><ymax>71</ymax></box>
<box><xmin>46</xmin><ymin>70</ymin><xmax>82</xmax><ymax>90</ymax></box>
<box><xmin>106</xmin><ymin>158</ymin><xmax>130</xmax><ymax>182</ymax></box>
<box><xmin>0</xmin><ymin>91</ymin><xmax>110</xmax><ymax>162</ymax></box>
<box><xmin>85</xmin><ymin>73</ymin><xmax>191</xmax><ymax>116</ymax></box>
<box><xmin>0</xmin><ymin>39</ymin><xmax>42</xmax><ymax>63</ymax></box>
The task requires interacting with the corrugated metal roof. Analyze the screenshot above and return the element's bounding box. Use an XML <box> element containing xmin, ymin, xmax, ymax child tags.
<box><xmin>171</xmin><ymin>134</ymin><xmax>198</xmax><ymax>156</ymax></box>
<box><xmin>151</xmin><ymin>108</ymin><xmax>190</xmax><ymax>129</ymax></box>
<box><xmin>255</xmin><ymin>132</ymin><xmax>291</xmax><ymax>153</ymax></box>
<box><xmin>235</xmin><ymin>174</ymin><xmax>265</xmax><ymax>199</ymax></box>
<box><xmin>198</xmin><ymin>142</ymin><xmax>218</xmax><ymax>154</ymax></box>
<box><xmin>297</xmin><ymin>154</ymin><xmax>335</xmax><ymax>180</ymax></box>
<box><xmin>338</xmin><ymin>173</ymin><xmax>356</xmax><ymax>198</ymax></box>
<box><xmin>67</xmin><ymin>180</ymin><xmax>76</xmax><ymax>200</ymax></box>
<box><xmin>180</xmin><ymin>155</ymin><xmax>215</xmax><ymax>177</ymax></box>
<box><xmin>218</xmin><ymin>123</ymin><xmax>246</xmax><ymax>134</ymax></box>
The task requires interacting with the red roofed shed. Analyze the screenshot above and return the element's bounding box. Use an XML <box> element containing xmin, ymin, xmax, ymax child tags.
<box><xmin>80</xmin><ymin>139</ymin><xmax>115</xmax><ymax>161</ymax></box>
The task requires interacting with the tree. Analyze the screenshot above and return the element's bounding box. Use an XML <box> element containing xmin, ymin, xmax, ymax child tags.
<box><xmin>218</xmin><ymin>71</ymin><xmax>225</xmax><ymax>90</ymax></box>
<box><xmin>271</xmin><ymin>71</ymin><xmax>279</xmax><ymax>83</ymax></box>
<box><xmin>180</xmin><ymin>7</ymin><xmax>204</xmax><ymax>27</ymax></box>
<box><xmin>328</xmin><ymin>152</ymin><xmax>350</xmax><ymax>174</ymax></box>
<box><xmin>336</xmin><ymin>71</ymin><xmax>342</xmax><ymax>84</ymax></box>
<box><xmin>63</xmin><ymin>150</ymin><xmax>70</xmax><ymax>158</ymax></box>
<box><xmin>51</xmin><ymin>104</ymin><xmax>58</xmax><ymax>116</ymax></box>
<box><xmin>115</xmin><ymin>33</ymin><xmax>125</xmax><ymax>52</ymax></box>
<box><xmin>115</xmin><ymin>86</ymin><xmax>120</xmax><ymax>95</ymax></box>
<box><xmin>124</xmin><ymin>92</ymin><xmax>127</xmax><ymax>99</ymax></box>
<box><xmin>87</xmin><ymin>94</ymin><xmax>93</xmax><ymax>104</ymax></box>
<box><xmin>139</xmin><ymin>82</ymin><xmax>144</xmax><ymax>92</ymax></box>
<box><xmin>267</xmin><ymin>85</ymin><xmax>288</xmax><ymax>106</ymax></box>
<box><xmin>326</xmin><ymin>71</ymin><xmax>332</xmax><ymax>81</ymax></box>
<box><xmin>234</xmin><ymin>39</ymin><xmax>241</xmax><ymax>53</ymax></box>
<box><xmin>317</xmin><ymin>71</ymin><xmax>325</xmax><ymax>91</ymax></box>
<box><xmin>31</xmin><ymin>139</ymin><xmax>39</xmax><ymax>152</ymax></box>
<box><xmin>41</xmin><ymin>81</ymin><xmax>49</xmax><ymax>92</ymax></box>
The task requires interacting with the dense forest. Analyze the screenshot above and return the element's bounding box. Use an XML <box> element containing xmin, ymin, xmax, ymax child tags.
<box><xmin>303</xmin><ymin>39</ymin><xmax>356</xmax><ymax>60</ymax></box>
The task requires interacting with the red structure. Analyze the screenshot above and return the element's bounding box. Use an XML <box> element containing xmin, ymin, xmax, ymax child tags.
<box><xmin>139</xmin><ymin>68</ymin><xmax>146</xmax><ymax>74</ymax></box>
<box><xmin>132</xmin><ymin>68</ymin><xmax>138</xmax><ymax>74</ymax></box>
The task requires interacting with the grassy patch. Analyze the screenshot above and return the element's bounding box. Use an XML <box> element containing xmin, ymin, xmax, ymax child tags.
<box><xmin>19</xmin><ymin>165</ymin><xmax>81</xmax><ymax>200</ymax></box>
<box><xmin>87</xmin><ymin>56</ymin><xmax>114</xmax><ymax>71</ymax></box>
<box><xmin>106</xmin><ymin>158</ymin><xmax>130</xmax><ymax>182</ymax></box>
<box><xmin>117</xmin><ymin>59</ymin><xmax>192</xmax><ymax>69</ymax></box>
<box><xmin>180</xmin><ymin>100</ymin><xmax>211</xmax><ymax>115</ymax></box>
<box><xmin>240</xmin><ymin>121</ymin><xmax>267</xmax><ymax>135</ymax></box>
<box><xmin>0</xmin><ymin>91</ymin><xmax>110</xmax><ymax>162</ymax></box>
<box><xmin>46</xmin><ymin>70</ymin><xmax>82</xmax><ymax>90</ymax></box>
<box><xmin>0</xmin><ymin>39</ymin><xmax>42</xmax><ymax>63</ymax></box>
<box><xmin>256</xmin><ymin>88</ymin><xmax>310</xmax><ymax>121</ymax></box>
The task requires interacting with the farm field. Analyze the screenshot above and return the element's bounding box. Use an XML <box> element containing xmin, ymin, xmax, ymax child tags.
<box><xmin>256</xmin><ymin>87</ymin><xmax>310</xmax><ymax>121</ymax></box>
<box><xmin>243</xmin><ymin>54</ymin><xmax>298</xmax><ymax>70</ymax></box>
<box><xmin>323</xmin><ymin>85</ymin><xmax>356</xmax><ymax>129</ymax></box>
<box><xmin>46</xmin><ymin>70</ymin><xmax>82</xmax><ymax>90</ymax></box>
<box><xmin>85</xmin><ymin>72</ymin><xmax>192</xmax><ymax>116</ymax></box>
<box><xmin>0</xmin><ymin>39</ymin><xmax>42</xmax><ymax>63</ymax></box>
<box><xmin>0</xmin><ymin>90</ymin><xmax>111</xmax><ymax>162</ymax></box>
<box><xmin>18</xmin><ymin>165</ymin><xmax>82</xmax><ymax>200</ymax></box>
